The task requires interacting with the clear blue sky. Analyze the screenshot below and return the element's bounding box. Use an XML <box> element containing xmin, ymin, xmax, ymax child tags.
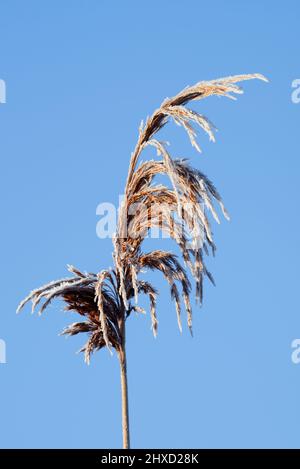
<box><xmin>1</xmin><ymin>0</ymin><xmax>299</xmax><ymax>449</ymax></box>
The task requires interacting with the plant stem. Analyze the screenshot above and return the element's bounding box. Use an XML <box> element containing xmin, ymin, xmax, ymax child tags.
<box><xmin>119</xmin><ymin>320</ymin><xmax>130</xmax><ymax>449</ymax></box>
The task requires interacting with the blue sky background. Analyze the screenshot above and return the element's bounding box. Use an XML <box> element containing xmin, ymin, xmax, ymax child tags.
<box><xmin>1</xmin><ymin>0</ymin><xmax>300</xmax><ymax>449</ymax></box>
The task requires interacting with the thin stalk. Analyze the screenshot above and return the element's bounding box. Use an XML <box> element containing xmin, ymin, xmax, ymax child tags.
<box><xmin>119</xmin><ymin>319</ymin><xmax>130</xmax><ymax>449</ymax></box>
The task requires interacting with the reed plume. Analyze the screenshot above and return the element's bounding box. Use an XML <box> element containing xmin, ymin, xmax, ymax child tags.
<box><xmin>17</xmin><ymin>73</ymin><xmax>267</xmax><ymax>448</ymax></box>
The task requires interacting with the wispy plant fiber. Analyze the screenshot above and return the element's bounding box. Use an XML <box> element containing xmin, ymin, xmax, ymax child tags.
<box><xmin>18</xmin><ymin>73</ymin><xmax>267</xmax><ymax>362</ymax></box>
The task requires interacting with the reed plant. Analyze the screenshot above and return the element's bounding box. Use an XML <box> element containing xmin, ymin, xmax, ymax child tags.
<box><xmin>18</xmin><ymin>73</ymin><xmax>267</xmax><ymax>448</ymax></box>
